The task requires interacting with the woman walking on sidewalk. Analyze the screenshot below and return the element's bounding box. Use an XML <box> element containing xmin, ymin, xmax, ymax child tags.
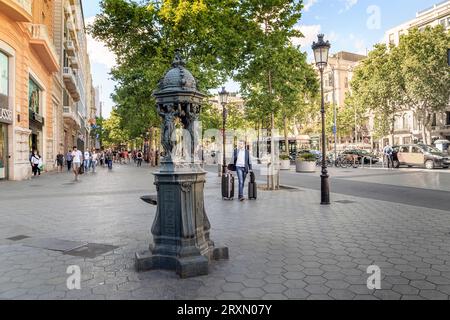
<box><xmin>30</xmin><ymin>150</ymin><xmax>41</xmax><ymax>177</ymax></box>
<box><xmin>91</xmin><ymin>149</ymin><xmax>98</xmax><ymax>173</ymax></box>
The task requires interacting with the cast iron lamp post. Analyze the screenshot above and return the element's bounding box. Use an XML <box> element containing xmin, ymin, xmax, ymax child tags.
<box><xmin>312</xmin><ymin>34</ymin><xmax>331</xmax><ymax>205</ymax></box>
<box><xmin>219</xmin><ymin>87</ymin><xmax>229</xmax><ymax>175</ymax></box>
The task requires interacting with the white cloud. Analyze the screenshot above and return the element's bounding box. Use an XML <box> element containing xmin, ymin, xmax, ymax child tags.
<box><xmin>303</xmin><ymin>0</ymin><xmax>318</xmax><ymax>12</ymax></box>
<box><xmin>338</xmin><ymin>0</ymin><xmax>358</xmax><ymax>14</ymax></box>
<box><xmin>85</xmin><ymin>16</ymin><xmax>117</xmax><ymax>69</ymax></box>
<box><xmin>292</xmin><ymin>24</ymin><xmax>322</xmax><ymax>49</ymax></box>
<box><xmin>349</xmin><ymin>33</ymin><xmax>367</xmax><ymax>55</ymax></box>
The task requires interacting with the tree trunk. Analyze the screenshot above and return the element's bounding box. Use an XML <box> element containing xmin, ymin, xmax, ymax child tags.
<box><xmin>284</xmin><ymin>116</ymin><xmax>289</xmax><ymax>155</ymax></box>
<box><xmin>391</xmin><ymin>115</ymin><xmax>395</xmax><ymax>146</ymax></box>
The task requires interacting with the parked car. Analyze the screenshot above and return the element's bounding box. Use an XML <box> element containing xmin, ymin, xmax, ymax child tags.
<box><xmin>392</xmin><ymin>144</ymin><xmax>449</xmax><ymax>169</ymax></box>
<box><xmin>341</xmin><ymin>149</ymin><xmax>379</xmax><ymax>164</ymax></box>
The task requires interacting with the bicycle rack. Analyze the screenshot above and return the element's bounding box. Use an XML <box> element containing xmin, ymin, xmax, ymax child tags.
<box><xmin>361</xmin><ymin>156</ymin><xmax>373</xmax><ymax>169</ymax></box>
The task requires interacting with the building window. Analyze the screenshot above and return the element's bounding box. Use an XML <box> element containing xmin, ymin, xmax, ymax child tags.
<box><xmin>389</xmin><ymin>33</ymin><xmax>395</xmax><ymax>44</ymax></box>
<box><xmin>403</xmin><ymin>114</ymin><xmax>409</xmax><ymax>130</ymax></box>
<box><xmin>29</xmin><ymin>78</ymin><xmax>41</xmax><ymax>114</ymax></box>
<box><xmin>0</xmin><ymin>51</ymin><xmax>8</xmax><ymax>108</ymax></box>
<box><xmin>446</xmin><ymin>112</ymin><xmax>450</xmax><ymax>126</ymax></box>
<box><xmin>63</xmin><ymin>90</ymin><xmax>70</xmax><ymax>106</ymax></box>
<box><xmin>440</xmin><ymin>18</ymin><xmax>447</xmax><ymax>28</ymax></box>
<box><xmin>344</xmin><ymin>77</ymin><xmax>348</xmax><ymax>89</ymax></box>
<box><xmin>432</xmin><ymin>113</ymin><xmax>437</xmax><ymax>127</ymax></box>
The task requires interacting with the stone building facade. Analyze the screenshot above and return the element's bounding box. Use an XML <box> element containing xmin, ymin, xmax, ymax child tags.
<box><xmin>0</xmin><ymin>0</ymin><xmax>95</xmax><ymax>180</ymax></box>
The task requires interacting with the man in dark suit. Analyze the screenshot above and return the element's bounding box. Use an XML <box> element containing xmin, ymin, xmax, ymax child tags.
<box><xmin>233</xmin><ymin>140</ymin><xmax>252</xmax><ymax>201</ymax></box>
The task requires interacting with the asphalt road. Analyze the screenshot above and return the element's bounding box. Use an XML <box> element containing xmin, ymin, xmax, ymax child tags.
<box><xmin>205</xmin><ymin>166</ymin><xmax>450</xmax><ymax>212</ymax></box>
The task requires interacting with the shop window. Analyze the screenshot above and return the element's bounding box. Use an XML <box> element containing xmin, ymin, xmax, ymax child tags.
<box><xmin>29</xmin><ymin>78</ymin><xmax>41</xmax><ymax>114</ymax></box>
<box><xmin>0</xmin><ymin>51</ymin><xmax>8</xmax><ymax>108</ymax></box>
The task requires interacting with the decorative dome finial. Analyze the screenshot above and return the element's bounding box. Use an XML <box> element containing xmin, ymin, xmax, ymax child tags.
<box><xmin>172</xmin><ymin>49</ymin><xmax>186</xmax><ymax>68</ymax></box>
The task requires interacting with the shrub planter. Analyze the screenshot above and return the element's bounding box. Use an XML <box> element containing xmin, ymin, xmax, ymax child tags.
<box><xmin>296</xmin><ymin>160</ymin><xmax>316</xmax><ymax>173</ymax></box>
<box><xmin>280</xmin><ymin>160</ymin><xmax>291</xmax><ymax>170</ymax></box>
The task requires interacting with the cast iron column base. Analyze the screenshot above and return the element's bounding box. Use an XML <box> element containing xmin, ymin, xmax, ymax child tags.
<box><xmin>135</xmin><ymin>170</ymin><xmax>229</xmax><ymax>278</ymax></box>
<box><xmin>320</xmin><ymin>172</ymin><xmax>330</xmax><ymax>205</ymax></box>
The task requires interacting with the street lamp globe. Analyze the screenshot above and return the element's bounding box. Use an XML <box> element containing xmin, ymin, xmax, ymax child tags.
<box><xmin>312</xmin><ymin>34</ymin><xmax>331</xmax><ymax>72</ymax></box>
<box><xmin>218</xmin><ymin>87</ymin><xmax>229</xmax><ymax>105</ymax></box>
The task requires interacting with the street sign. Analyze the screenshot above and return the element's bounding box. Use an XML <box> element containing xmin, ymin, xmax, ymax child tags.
<box><xmin>332</xmin><ymin>125</ymin><xmax>337</xmax><ymax>134</ymax></box>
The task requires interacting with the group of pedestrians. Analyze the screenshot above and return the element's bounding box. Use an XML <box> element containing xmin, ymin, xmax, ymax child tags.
<box><xmin>30</xmin><ymin>146</ymin><xmax>158</xmax><ymax>181</ymax></box>
<box><xmin>63</xmin><ymin>148</ymin><xmax>117</xmax><ymax>180</ymax></box>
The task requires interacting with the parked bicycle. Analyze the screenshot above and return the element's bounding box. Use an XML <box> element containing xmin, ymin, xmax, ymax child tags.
<box><xmin>335</xmin><ymin>153</ymin><xmax>360</xmax><ymax>168</ymax></box>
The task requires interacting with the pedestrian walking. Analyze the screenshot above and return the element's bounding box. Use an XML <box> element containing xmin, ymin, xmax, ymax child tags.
<box><xmin>233</xmin><ymin>140</ymin><xmax>253</xmax><ymax>201</ymax></box>
<box><xmin>84</xmin><ymin>149</ymin><xmax>91</xmax><ymax>172</ymax></box>
<box><xmin>72</xmin><ymin>146</ymin><xmax>83</xmax><ymax>181</ymax></box>
<box><xmin>99</xmin><ymin>151</ymin><xmax>105</xmax><ymax>167</ymax></box>
<box><xmin>91</xmin><ymin>149</ymin><xmax>98</xmax><ymax>173</ymax></box>
<box><xmin>66</xmin><ymin>149</ymin><xmax>73</xmax><ymax>171</ymax></box>
<box><xmin>383</xmin><ymin>143</ymin><xmax>394</xmax><ymax>169</ymax></box>
<box><xmin>56</xmin><ymin>151</ymin><xmax>64</xmax><ymax>173</ymax></box>
<box><xmin>136</xmin><ymin>150</ymin><xmax>143</xmax><ymax>167</ymax></box>
<box><xmin>106</xmin><ymin>149</ymin><xmax>113</xmax><ymax>170</ymax></box>
<box><xmin>30</xmin><ymin>150</ymin><xmax>41</xmax><ymax>177</ymax></box>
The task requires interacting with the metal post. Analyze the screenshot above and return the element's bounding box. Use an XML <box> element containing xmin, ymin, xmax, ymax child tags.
<box><xmin>320</xmin><ymin>70</ymin><xmax>330</xmax><ymax>205</ymax></box>
<box><xmin>222</xmin><ymin>104</ymin><xmax>227</xmax><ymax>175</ymax></box>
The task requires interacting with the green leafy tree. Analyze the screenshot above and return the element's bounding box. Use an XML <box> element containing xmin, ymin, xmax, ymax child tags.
<box><xmin>396</xmin><ymin>26</ymin><xmax>450</xmax><ymax>144</ymax></box>
<box><xmin>90</xmin><ymin>0</ymin><xmax>267</xmax><ymax>140</ymax></box>
<box><xmin>102</xmin><ymin>109</ymin><xmax>130</xmax><ymax>147</ymax></box>
<box><xmin>351</xmin><ymin>44</ymin><xmax>407</xmax><ymax>144</ymax></box>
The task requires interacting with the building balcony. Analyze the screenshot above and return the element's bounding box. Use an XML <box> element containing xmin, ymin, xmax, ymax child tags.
<box><xmin>63</xmin><ymin>67</ymin><xmax>80</xmax><ymax>102</ymax></box>
<box><xmin>0</xmin><ymin>0</ymin><xmax>32</xmax><ymax>22</ymax></box>
<box><xmin>65</xmin><ymin>40</ymin><xmax>75</xmax><ymax>56</ymax></box>
<box><xmin>70</xmin><ymin>55</ymin><xmax>79</xmax><ymax>69</ymax></box>
<box><xmin>63</xmin><ymin>106</ymin><xmax>81</xmax><ymax>128</ymax></box>
<box><xmin>28</xmin><ymin>24</ymin><xmax>60</xmax><ymax>73</ymax></box>
<box><xmin>67</xmin><ymin>21</ymin><xmax>76</xmax><ymax>38</ymax></box>
<box><xmin>432</xmin><ymin>125</ymin><xmax>450</xmax><ymax>132</ymax></box>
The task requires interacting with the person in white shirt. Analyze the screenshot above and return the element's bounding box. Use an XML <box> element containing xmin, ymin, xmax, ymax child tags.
<box><xmin>91</xmin><ymin>149</ymin><xmax>98</xmax><ymax>173</ymax></box>
<box><xmin>30</xmin><ymin>150</ymin><xmax>41</xmax><ymax>176</ymax></box>
<box><xmin>84</xmin><ymin>150</ymin><xmax>91</xmax><ymax>172</ymax></box>
<box><xmin>71</xmin><ymin>146</ymin><xmax>83</xmax><ymax>181</ymax></box>
<box><xmin>232</xmin><ymin>140</ymin><xmax>253</xmax><ymax>201</ymax></box>
<box><xmin>383</xmin><ymin>144</ymin><xmax>394</xmax><ymax>168</ymax></box>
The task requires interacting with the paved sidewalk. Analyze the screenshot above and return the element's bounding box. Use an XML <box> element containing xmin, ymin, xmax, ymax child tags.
<box><xmin>1</xmin><ymin>165</ymin><xmax>450</xmax><ymax>300</ymax></box>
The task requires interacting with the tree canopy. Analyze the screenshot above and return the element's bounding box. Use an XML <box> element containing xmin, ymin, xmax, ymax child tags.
<box><xmin>351</xmin><ymin>25</ymin><xmax>450</xmax><ymax>144</ymax></box>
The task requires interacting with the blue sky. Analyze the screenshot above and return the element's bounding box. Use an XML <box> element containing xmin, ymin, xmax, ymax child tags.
<box><xmin>82</xmin><ymin>0</ymin><xmax>441</xmax><ymax>118</ymax></box>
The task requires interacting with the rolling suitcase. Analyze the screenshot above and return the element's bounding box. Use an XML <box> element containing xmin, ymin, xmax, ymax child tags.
<box><xmin>248</xmin><ymin>171</ymin><xmax>257</xmax><ymax>200</ymax></box>
<box><xmin>222</xmin><ymin>172</ymin><xmax>235</xmax><ymax>200</ymax></box>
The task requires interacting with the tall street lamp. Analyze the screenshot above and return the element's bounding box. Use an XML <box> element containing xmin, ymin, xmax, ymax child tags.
<box><xmin>312</xmin><ymin>34</ymin><xmax>331</xmax><ymax>205</ymax></box>
<box><xmin>219</xmin><ymin>87</ymin><xmax>229</xmax><ymax>175</ymax></box>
